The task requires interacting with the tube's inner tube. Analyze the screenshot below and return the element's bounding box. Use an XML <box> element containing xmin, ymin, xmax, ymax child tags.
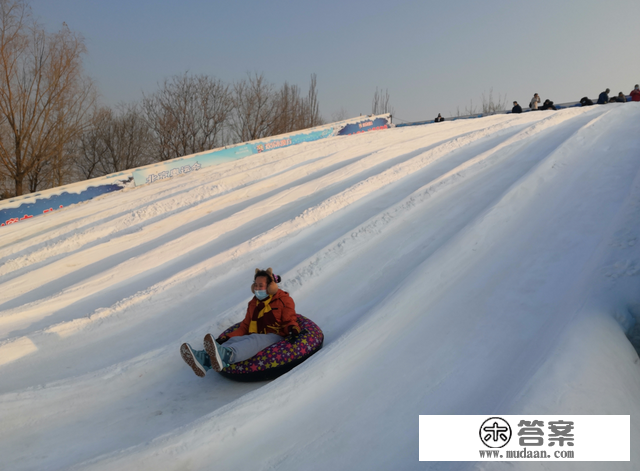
<box><xmin>216</xmin><ymin>314</ymin><xmax>323</xmax><ymax>382</ymax></box>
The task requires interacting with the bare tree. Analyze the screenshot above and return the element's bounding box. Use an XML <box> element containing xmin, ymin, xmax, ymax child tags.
<box><xmin>75</xmin><ymin>106</ymin><xmax>109</xmax><ymax>179</ymax></box>
<box><xmin>231</xmin><ymin>72</ymin><xmax>278</xmax><ymax>142</ymax></box>
<box><xmin>270</xmin><ymin>81</ymin><xmax>303</xmax><ymax>135</ymax></box>
<box><xmin>269</xmin><ymin>74</ymin><xmax>323</xmax><ymax>135</ymax></box>
<box><xmin>331</xmin><ymin>107</ymin><xmax>349</xmax><ymax>122</ymax></box>
<box><xmin>305</xmin><ymin>73</ymin><xmax>322</xmax><ymax>128</ymax></box>
<box><xmin>30</xmin><ymin>74</ymin><xmax>96</xmax><ymax>189</ymax></box>
<box><xmin>101</xmin><ymin>103</ymin><xmax>152</xmax><ymax>174</ymax></box>
<box><xmin>0</xmin><ymin>176</ymin><xmax>10</xmax><ymax>198</ymax></box>
<box><xmin>0</xmin><ymin>0</ymin><xmax>96</xmax><ymax>196</ymax></box>
<box><xmin>143</xmin><ymin>73</ymin><xmax>233</xmax><ymax>161</ymax></box>
<box><xmin>77</xmin><ymin>103</ymin><xmax>153</xmax><ymax>178</ymax></box>
<box><xmin>231</xmin><ymin>72</ymin><xmax>324</xmax><ymax>142</ymax></box>
<box><xmin>372</xmin><ymin>87</ymin><xmax>393</xmax><ymax>115</ymax></box>
<box><xmin>481</xmin><ymin>88</ymin><xmax>508</xmax><ymax>115</ymax></box>
<box><xmin>455</xmin><ymin>99</ymin><xmax>479</xmax><ymax>117</ymax></box>
<box><xmin>0</xmin><ymin>124</ymin><xmax>13</xmax><ymax>197</ymax></box>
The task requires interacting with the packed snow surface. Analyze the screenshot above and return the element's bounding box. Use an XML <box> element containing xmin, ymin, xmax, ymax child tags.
<box><xmin>1</xmin><ymin>105</ymin><xmax>640</xmax><ymax>470</ymax></box>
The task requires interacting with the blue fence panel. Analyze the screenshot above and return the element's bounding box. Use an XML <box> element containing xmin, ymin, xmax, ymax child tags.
<box><xmin>338</xmin><ymin>117</ymin><xmax>390</xmax><ymax>135</ymax></box>
<box><xmin>1</xmin><ymin>178</ymin><xmax>131</xmax><ymax>227</ymax></box>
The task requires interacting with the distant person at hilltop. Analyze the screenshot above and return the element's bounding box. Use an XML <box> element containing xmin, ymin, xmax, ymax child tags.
<box><xmin>530</xmin><ymin>93</ymin><xmax>541</xmax><ymax>110</ymax></box>
<box><xmin>540</xmin><ymin>99</ymin><xmax>557</xmax><ymax>111</ymax></box>
<box><xmin>631</xmin><ymin>84</ymin><xmax>640</xmax><ymax>102</ymax></box>
<box><xmin>435</xmin><ymin>113</ymin><xmax>445</xmax><ymax>123</ymax></box>
<box><xmin>597</xmin><ymin>88</ymin><xmax>610</xmax><ymax>104</ymax></box>
<box><xmin>511</xmin><ymin>101</ymin><xmax>522</xmax><ymax>113</ymax></box>
<box><xmin>615</xmin><ymin>92</ymin><xmax>626</xmax><ymax>103</ymax></box>
<box><xmin>580</xmin><ymin>96</ymin><xmax>594</xmax><ymax>106</ymax></box>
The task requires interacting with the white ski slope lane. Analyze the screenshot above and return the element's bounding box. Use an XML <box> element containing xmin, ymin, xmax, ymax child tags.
<box><xmin>0</xmin><ymin>109</ymin><xmax>590</xmax><ymax>338</ymax></box>
<box><xmin>0</xmin><ymin>108</ymin><xmax>603</xmax><ymax>392</ymax></box>
<box><xmin>0</xmin><ymin>112</ymin><xmax>527</xmax><ymax>268</ymax></box>
<box><xmin>0</xmin><ymin>109</ymin><xmax>616</xmax><ymax>386</ymax></box>
<box><xmin>0</xmin><ymin>113</ymin><xmax>522</xmax><ymax>249</ymax></box>
<box><xmin>0</xmin><ymin>121</ymin><xmax>533</xmax><ymax>323</ymax></box>
<box><xmin>69</xmin><ymin>105</ymin><xmax>640</xmax><ymax>471</ymax></box>
<box><xmin>0</xmin><ymin>134</ymin><xmax>358</xmax><ymax>252</ymax></box>
<box><xmin>0</xmin><ymin>104</ymin><xmax>638</xmax><ymax>471</ymax></box>
<box><xmin>0</xmin><ymin>108</ymin><xmax>600</xmax><ymax>369</ymax></box>
<box><xmin>0</xmin><ymin>112</ymin><xmax>544</xmax><ymax>299</ymax></box>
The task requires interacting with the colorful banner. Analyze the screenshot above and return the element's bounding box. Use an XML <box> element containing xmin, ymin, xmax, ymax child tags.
<box><xmin>131</xmin><ymin>145</ymin><xmax>252</xmax><ymax>187</ymax></box>
<box><xmin>251</xmin><ymin>127</ymin><xmax>334</xmax><ymax>153</ymax></box>
<box><xmin>132</xmin><ymin>127</ymin><xmax>336</xmax><ymax>187</ymax></box>
<box><xmin>337</xmin><ymin>116</ymin><xmax>390</xmax><ymax>135</ymax></box>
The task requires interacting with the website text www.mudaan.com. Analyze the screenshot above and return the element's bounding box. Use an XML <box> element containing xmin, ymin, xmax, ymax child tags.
<box><xmin>478</xmin><ymin>448</ymin><xmax>575</xmax><ymax>459</ymax></box>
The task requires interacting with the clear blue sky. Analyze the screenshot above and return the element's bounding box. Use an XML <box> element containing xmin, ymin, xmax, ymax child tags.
<box><xmin>31</xmin><ymin>0</ymin><xmax>640</xmax><ymax>122</ymax></box>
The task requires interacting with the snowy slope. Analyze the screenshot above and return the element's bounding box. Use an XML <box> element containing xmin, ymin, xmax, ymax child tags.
<box><xmin>1</xmin><ymin>104</ymin><xmax>639</xmax><ymax>471</ymax></box>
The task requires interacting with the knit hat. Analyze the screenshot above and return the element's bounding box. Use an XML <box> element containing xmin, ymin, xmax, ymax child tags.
<box><xmin>252</xmin><ymin>268</ymin><xmax>281</xmax><ymax>295</ymax></box>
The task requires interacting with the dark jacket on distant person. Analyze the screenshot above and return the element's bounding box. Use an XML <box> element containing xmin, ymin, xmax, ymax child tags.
<box><xmin>580</xmin><ymin>97</ymin><xmax>594</xmax><ymax>106</ymax></box>
<box><xmin>434</xmin><ymin>114</ymin><xmax>445</xmax><ymax>123</ymax></box>
<box><xmin>511</xmin><ymin>104</ymin><xmax>522</xmax><ymax>113</ymax></box>
<box><xmin>540</xmin><ymin>99</ymin><xmax>557</xmax><ymax>111</ymax></box>
<box><xmin>597</xmin><ymin>90</ymin><xmax>609</xmax><ymax>104</ymax></box>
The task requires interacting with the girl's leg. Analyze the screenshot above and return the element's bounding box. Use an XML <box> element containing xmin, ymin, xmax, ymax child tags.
<box><xmin>224</xmin><ymin>333</ymin><xmax>282</xmax><ymax>363</ymax></box>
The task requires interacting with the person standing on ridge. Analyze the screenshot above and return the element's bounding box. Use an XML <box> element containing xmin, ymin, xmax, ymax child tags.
<box><xmin>529</xmin><ymin>93</ymin><xmax>540</xmax><ymax>110</ymax></box>
<box><xmin>511</xmin><ymin>101</ymin><xmax>522</xmax><ymax>113</ymax></box>
<box><xmin>597</xmin><ymin>88</ymin><xmax>610</xmax><ymax>104</ymax></box>
<box><xmin>630</xmin><ymin>85</ymin><xmax>640</xmax><ymax>102</ymax></box>
<box><xmin>180</xmin><ymin>268</ymin><xmax>301</xmax><ymax>376</ymax></box>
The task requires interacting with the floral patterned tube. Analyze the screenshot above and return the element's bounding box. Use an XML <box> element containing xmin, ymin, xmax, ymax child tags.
<box><xmin>217</xmin><ymin>315</ymin><xmax>324</xmax><ymax>382</ymax></box>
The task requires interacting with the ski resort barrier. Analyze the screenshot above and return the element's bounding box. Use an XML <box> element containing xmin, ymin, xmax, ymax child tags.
<box><xmin>1</xmin><ymin>114</ymin><xmax>391</xmax><ymax>228</ymax></box>
<box><xmin>132</xmin><ymin>127</ymin><xmax>335</xmax><ymax>186</ymax></box>
<box><xmin>0</xmin><ymin>173</ymin><xmax>133</xmax><ymax>227</ymax></box>
<box><xmin>133</xmin><ymin>115</ymin><xmax>392</xmax><ymax>186</ymax></box>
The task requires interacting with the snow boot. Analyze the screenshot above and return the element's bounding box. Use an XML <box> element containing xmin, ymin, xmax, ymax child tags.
<box><xmin>203</xmin><ymin>334</ymin><xmax>232</xmax><ymax>372</ymax></box>
<box><xmin>180</xmin><ymin>343</ymin><xmax>211</xmax><ymax>377</ymax></box>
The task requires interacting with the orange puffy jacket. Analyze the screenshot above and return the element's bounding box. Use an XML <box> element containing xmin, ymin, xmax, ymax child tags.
<box><xmin>227</xmin><ymin>290</ymin><xmax>299</xmax><ymax>338</ymax></box>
